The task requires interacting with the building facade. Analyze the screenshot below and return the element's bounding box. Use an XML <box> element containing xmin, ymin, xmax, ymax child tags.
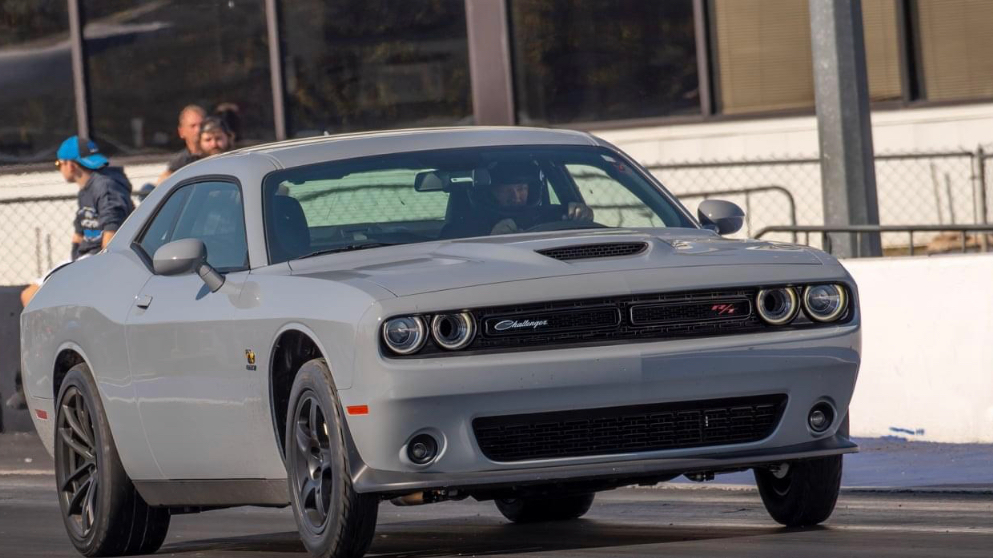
<box><xmin>4</xmin><ymin>0</ymin><xmax>993</xmax><ymax>167</ymax></box>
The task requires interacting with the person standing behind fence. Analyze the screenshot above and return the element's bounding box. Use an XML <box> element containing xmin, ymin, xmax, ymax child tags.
<box><xmin>198</xmin><ymin>116</ymin><xmax>235</xmax><ymax>156</ymax></box>
<box><xmin>11</xmin><ymin>136</ymin><xmax>135</xmax><ymax>411</ymax></box>
<box><xmin>155</xmin><ymin>104</ymin><xmax>206</xmax><ymax>185</ymax></box>
<box><xmin>20</xmin><ymin>136</ymin><xmax>134</xmax><ymax>307</ymax></box>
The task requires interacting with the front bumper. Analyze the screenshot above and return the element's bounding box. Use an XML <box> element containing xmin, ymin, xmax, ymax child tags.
<box><xmin>342</xmin><ymin>324</ymin><xmax>860</xmax><ymax>494</ymax></box>
<box><xmin>351</xmin><ymin>434</ymin><xmax>857</xmax><ymax>494</ymax></box>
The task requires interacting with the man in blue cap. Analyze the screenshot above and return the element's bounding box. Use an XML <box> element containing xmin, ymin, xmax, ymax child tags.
<box><xmin>10</xmin><ymin>136</ymin><xmax>135</xmax><ymax>411</ymax></box>
<box><xmin>19</xmin><ymin>136</ymin><xmax>134</xmax><ymax>306</ymax></box>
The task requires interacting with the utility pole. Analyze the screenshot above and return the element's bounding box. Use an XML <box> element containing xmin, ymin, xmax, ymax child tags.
<box><xmin>810</xmin><ymin>0</ymin><xmax>882</xmax><ymax>258</ymax></box>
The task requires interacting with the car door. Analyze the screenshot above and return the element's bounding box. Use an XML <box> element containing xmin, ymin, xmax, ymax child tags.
<box><xmin>126</xmin><ymin>179</ymin><xmax>265</xmax><ymax>479</ymax></box>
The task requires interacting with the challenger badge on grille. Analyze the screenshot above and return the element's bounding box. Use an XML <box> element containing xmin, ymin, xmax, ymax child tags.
<box><xmin>484</xmin><ymin>307</ymin><xmax>621</xmax><ymax>336</ymax></box>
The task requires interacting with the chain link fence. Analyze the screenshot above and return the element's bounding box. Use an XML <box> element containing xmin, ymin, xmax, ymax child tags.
<box><xmin>648</xmin><ymin>149</ymin><xmax>992</xmax><ymax>253</ymax></box>
<box><xmin>2</xmin><ymin>149</ymin><xmax>992</xmax><ymax>286</ymax></box>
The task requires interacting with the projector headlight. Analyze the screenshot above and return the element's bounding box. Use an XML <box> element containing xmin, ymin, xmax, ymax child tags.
<box><xmin>803</xmin><ymin>284</ymin><xmax>847</xmax><ymax>322</ymax></box>
<box><xmin>431</xmin><ymin>312</ymin><xmax>475</xmax><ymax>350</ymax></box>
<box><xmin>382</xmin><ymin>316</ymin><xmax>427</xmax><ymax>355</ymax></box>
<box><xmin>756</xmin><ymin>287</ymin><xmax>799</xmax><ymax>325</ymax></box>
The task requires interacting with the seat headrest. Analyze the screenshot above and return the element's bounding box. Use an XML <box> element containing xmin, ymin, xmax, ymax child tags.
<box><xmin>269</xmin><ymin>195</ymin><xmax>310</xmax><ymax>263</ymax></box>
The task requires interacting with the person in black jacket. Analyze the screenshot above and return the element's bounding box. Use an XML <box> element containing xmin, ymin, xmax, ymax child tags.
<box><xmin>443</xmin><ymin>160</ymin><xmax>593</xmax><ymax>238</ymax></box>
<box><xmin>20</xmin><ymin>136</ymin><xmax>134</xmax><ymax>306</ymax></box>
<box><xmin>12</xmin><ymin>136</ymin><xmax>134</xmax><ymax>411</ymax></box>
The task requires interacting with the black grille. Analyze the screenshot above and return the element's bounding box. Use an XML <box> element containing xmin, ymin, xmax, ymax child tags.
<box><xmin>537</xmin><ymin>242</ymin><xmax>647</xmax><ymax>261</ymax></box>
<box><xmin>484</xmin><ymin>307</ymin><xmax>620</xmax><ymax>336</ymax></box>
<box><xmin>630</xmin><ymin>299</ymin><xmax>751</xmax><ymax>325</ymax></box>
<box><xmin>473</xmin><ymin>394</ymin><xmax>786</xmax><ymax>462</ymax></box>
<box><xmin>464</xmin><ymin>288</ymin><xmax>761</xmax><ymax>354</ymax></box>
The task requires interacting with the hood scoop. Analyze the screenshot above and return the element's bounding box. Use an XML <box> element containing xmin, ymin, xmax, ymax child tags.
<box><xmin>536</xmin><ymin>242</ymin><xmax>648</xmax><ymax>261</ymax></box>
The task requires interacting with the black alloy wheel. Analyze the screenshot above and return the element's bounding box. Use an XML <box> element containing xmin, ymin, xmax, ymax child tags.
<box><xmin>57</xmin><ymin>386</ymin><xmax>99</xmax><ymax>538</ymax></box>
<box><xmin>285</xmin><ymin>358</ymin><xmax>378</xmax><ymax>558</ymax></box>
<box><xmin>292</xmin><ymin>393</ymin><xmax>335</xmax><ymax>530</ymax></box>
<box><xmin>54</xmin><ymin>365</ymin><xmax>170</xmax><ymax>557</ymax></box>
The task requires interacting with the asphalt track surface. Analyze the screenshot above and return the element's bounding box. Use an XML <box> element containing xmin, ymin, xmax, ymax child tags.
<box><xmin>2</xmin><ymin>434</ymin><xmax>992</xmax><ymax>558</ymax></box>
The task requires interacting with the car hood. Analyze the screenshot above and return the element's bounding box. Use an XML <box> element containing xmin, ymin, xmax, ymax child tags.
<box><xmin>288</xmin><ymin>228</ymin><xmax>827</xmax><ymax>297</ymax></box>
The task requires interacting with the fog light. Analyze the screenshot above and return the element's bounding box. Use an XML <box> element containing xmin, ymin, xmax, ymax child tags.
<box><xmin>407</xmin><ymin>434</ymin><xmax>438</xmax><ymax>465</ymax></box>
<box><xmin>808</xmin><ymin>403</ymin><xmax>835</xmax><ymax>433</ymax></box>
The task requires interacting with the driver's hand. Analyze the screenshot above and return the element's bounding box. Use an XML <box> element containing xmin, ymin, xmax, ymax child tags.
<box><xmin>491</xmin><ymin>218</ymin><xmax>520</xmax><ymax>235</ymax></box>
<box><xmin>564</xmin><ymin>202</ymin><xmax>594</xmax><ymax>221</ymax></box>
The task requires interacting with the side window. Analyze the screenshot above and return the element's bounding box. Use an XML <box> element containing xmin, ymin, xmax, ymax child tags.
<box><xmin>171</xmin><ymin>182</ymin><xmax>248</xmax><ymax>271</ymax></box>
<box><xmin>138</xmin><ymin>181</ymin><xmax>248</xmax><ymax>272</ymax></box>
<box><xmin>139</xmin><ymin>186</ymin><xmax>191</xmax><ymax>259</ymax></box>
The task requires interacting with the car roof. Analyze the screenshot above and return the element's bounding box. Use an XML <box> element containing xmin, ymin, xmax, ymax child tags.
<box><xmin>217</xmin><ymin>126</ymin><xmax>604</xmax><ymax>170</ymax></box>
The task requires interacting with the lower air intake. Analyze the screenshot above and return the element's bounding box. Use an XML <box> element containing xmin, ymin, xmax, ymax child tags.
<box><xmin>473</xmin><ymin>394</ymin><xmax>786</xmax><ymax>462</ymax></box>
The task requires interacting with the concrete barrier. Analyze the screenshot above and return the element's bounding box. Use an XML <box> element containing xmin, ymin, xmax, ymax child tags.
<box><xmin>0</xmin><ymin>286</ymin><xmax>31</xmax><ymax>432</ymax></box>
<box><xmin>845</xmin><ymin>254</ymin><xmax>993</xmax><ymax>443</ymax></box>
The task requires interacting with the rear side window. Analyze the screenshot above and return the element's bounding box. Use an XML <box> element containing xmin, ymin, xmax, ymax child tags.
<box><xmin>138</xmin><ymin>180</ymin><xmax>248</xmax><ymax>272</ymax></box>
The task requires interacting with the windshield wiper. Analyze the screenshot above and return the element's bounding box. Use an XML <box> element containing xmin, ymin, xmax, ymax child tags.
<box><xmin>297</xmin><ymin>242</ymin><xmax>400</xmax><ymax>260</ymax></box>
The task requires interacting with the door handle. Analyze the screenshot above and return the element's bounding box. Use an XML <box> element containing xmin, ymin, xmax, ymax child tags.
<box><xmin>136</xmin><ymin>294</ymin><xmax>153</xmax><ymax>309</ymax></box>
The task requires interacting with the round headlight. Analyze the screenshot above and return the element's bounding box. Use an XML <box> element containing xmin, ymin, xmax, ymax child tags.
<box><xmin>431</xmin><ymin>312</ymin><xmax>475</xmax><ymax>350</ymax></box>
<box><xmin>803</xmin><ymin>284</ymin><xmax>847</xmax><ymax>322</ymax></box>
<box><xmin>756</xmin><ymin>287</ymin><xmax>799</xmax><ymax>325</ymax></box>
<box><xmin>383</xmin><ymin>316</ymin><xmax>426</xmax><ymax>355</ymax></box>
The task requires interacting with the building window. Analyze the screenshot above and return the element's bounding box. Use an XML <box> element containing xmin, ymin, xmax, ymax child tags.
<box><xmin>82</xmin><ymin>0</ymin><xmax>275</xmax><ymax>156</ymax></box>
<box><xmin>0</xmin><ymin>1</ymin><xmax>76</xmax><ymax>165</ymax></box>
<box><xmin>916</xmin><ymin>0</ymin><xmax>993</xmax><ymax>102</ymax></box>
<box><xmin>509</xmin><ymin>0</ymin><xmax>700</xmax><ymax>126</ymax></box>
<box><xmin>712</xmin><ymin>0</ymin><xmax>902</xmax><ymax>115</ymax></box>
<box><xmin>279</xmin><ymin>0</ymin><xmax>473</xmax><ymax>137</ymax></box>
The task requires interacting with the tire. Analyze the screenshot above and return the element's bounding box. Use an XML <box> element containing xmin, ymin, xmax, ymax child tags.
<box><xmin>754</xmin><ymin>455</ymin><xmax>843</xmax><ymax>527</ymax></box>
<box><xmin>54</xmin><ymin>364</ymin><xmax>170</xmax><ymax>556</ymax></box>
<box><xmin>495</xmin><ymin>492</ymin><xmax>595</xmax><ymax>523</ymax></box>
<box><xmin>285</xmin><ymin>358</ymin><xmax>379</xmax><ymax>558</ymax></box>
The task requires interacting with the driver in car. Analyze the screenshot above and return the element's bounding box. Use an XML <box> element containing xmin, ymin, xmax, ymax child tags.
<box><xmin>449</xmin><ymin>161</ymin><xmax>593</xmax><ymax>237</ymax></box>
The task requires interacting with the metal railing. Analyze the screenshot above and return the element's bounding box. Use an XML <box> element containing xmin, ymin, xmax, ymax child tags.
<box><xmin>755</xmin><ymin>224</ymin><xmax>993</xmax><ymax>256</ymax></box>
<box><xmin>674</xmin><ymin>185</ymin><xmax>798</xmax><ymax>242</ymax></box>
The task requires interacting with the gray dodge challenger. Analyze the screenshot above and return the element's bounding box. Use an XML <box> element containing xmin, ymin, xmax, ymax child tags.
<box><xmin>22</xmin><ymin>127</ymin><xmax>859</xmax><ymax>558</ymax></box>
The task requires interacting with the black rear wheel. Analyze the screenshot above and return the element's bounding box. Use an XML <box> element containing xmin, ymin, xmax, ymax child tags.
<box><xmin>285</xmin><ymin>358</ymin><xmax>378</xmax><ymax>558</ymax></box>
<box><xmin>495</xmin><ymin>492</ymin><xmax>595</xmax><ymax>523</ymax></box>
<box><xmin>55</xmin><ymin>365</ymin><xmax>170</xmax><ymax>556</ymax></box>
<box><xmin>754</xmin><ymin>455</ymin><xmax>843</xmax><ymax>527</ymax></box>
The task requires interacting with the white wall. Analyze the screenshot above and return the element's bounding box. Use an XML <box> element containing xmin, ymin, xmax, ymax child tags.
<box><xmin>845</xmin><ymin>254</ymin><xmax>993</xmax><ymax>443</ymax></box>
<box><xmin>593</xmin><ymin>102</ymin><xmax>993</xmax><ymax>164</ymax></box>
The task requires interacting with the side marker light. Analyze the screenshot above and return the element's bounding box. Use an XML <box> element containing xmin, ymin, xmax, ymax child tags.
<box><xmin>346</xmin><ymin>405</ymin><xmax>369</xmax><ymax>416</ymax></box>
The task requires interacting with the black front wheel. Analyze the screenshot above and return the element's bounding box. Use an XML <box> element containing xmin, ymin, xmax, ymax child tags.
<box><xmin>285</xmin><ymin>359</ymin><xmax>378</xmax><ymax>558</ymax></box>
<box><xmin>54</xmin><ymin>364</ymin><xmax>170</xmax><ymax>556</ymax></box>
<box><xmin>495</xmin><ymin>492</ymin><xmax>595</xmax><ymax>523</ymax></box>
<box><xmin>754</xmin><ymin>455</ymin><xmax>843</xmax><ymax>527</ymax></box>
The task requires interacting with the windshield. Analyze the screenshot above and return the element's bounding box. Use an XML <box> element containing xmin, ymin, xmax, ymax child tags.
<box><xmin>262</xmin><ymin>145</ymin><xmax>694</xmax><ymax>264</ymax></box>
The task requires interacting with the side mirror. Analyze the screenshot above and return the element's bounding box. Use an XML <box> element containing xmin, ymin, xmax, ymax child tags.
<box><xmin>152</xmin><ymin>238</ymin><xmax>225</xmax><ymax>292</ymax></box>
<box><xmin>697</xmin><ymin>199</ymin><xmax>745</xmax><ymax>235</ymax></box>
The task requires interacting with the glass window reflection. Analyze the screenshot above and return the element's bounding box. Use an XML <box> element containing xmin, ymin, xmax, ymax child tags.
<box><xmin>0</xmin><ymin>1</ymin><xmax>76</xmax><ymax>166</ymax></box>
<box><xmin>279</xmin><ymin>0</ymin><xmax>473</xmax><ymax>137</ymax></box>
<box><xmin>82</xmin><ymin>0</ymin><xmax>274</xmax><ymax>156</ymax></box>
<box><xmin>509</xmin><ymin>0</ymin><xmax>700</xmax><ymax>125</ymax></box>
